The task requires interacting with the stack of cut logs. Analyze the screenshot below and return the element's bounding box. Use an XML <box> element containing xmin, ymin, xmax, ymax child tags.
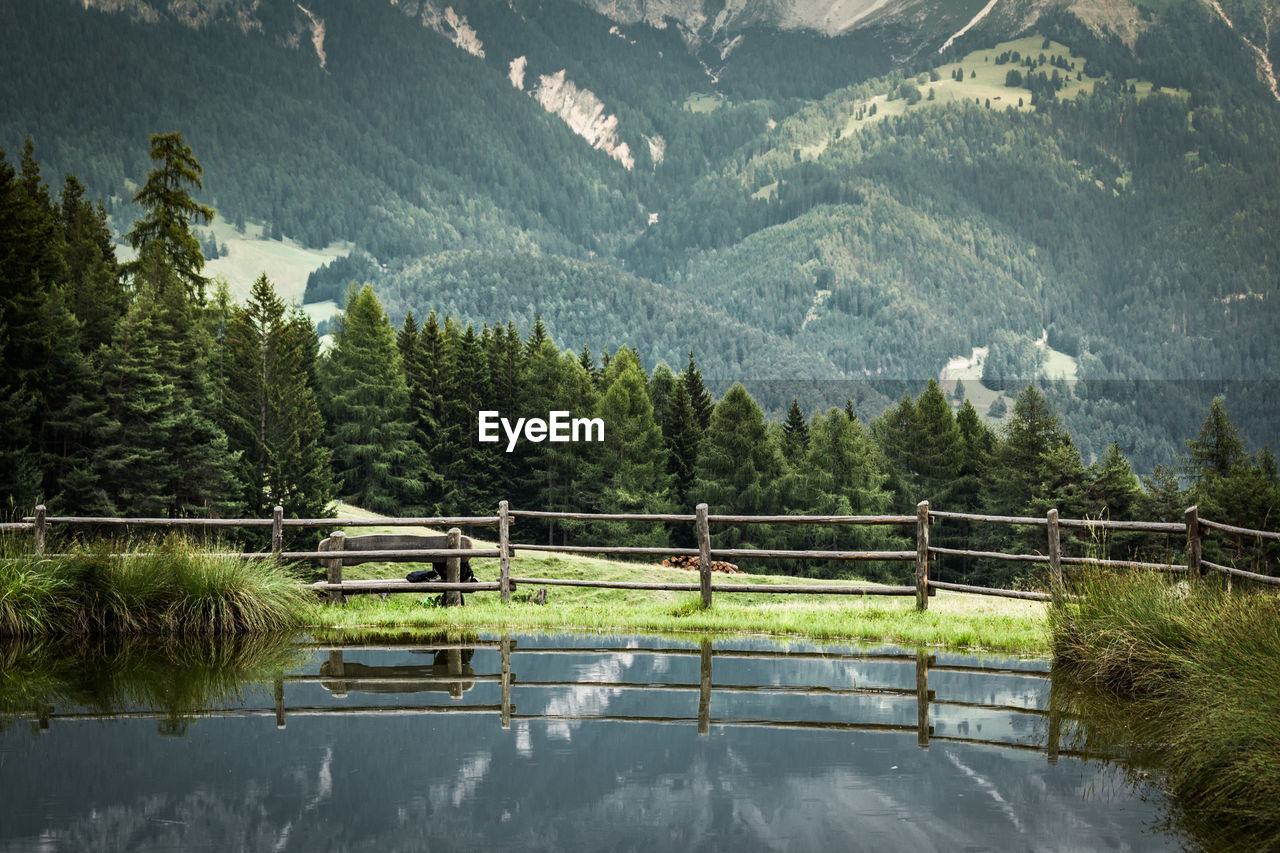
<box><xmin>661</xmin><ymin>555</ymin><xmax>743</xmax><ymax>574</ymax></box>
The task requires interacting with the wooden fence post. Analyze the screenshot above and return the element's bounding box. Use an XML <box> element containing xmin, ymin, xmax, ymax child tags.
<box><xmin>698</xmin><ymin>638</ymin><xmax>713</xmax><ymax>735</ymax></box>
<box><xmin>499</xmin><ymin>501</ymin><xmax>511</xmax><ymax>604</ymax></box>
<box><xmin>916</xmin><ymin>650</ymin><xmax>930</xmax><ymax>749</ymax></box>
<box><xmin>271</xmin><ymin>505</ymin><xmax>284</xmax><ymax>562</ymax></box>
<box><xmin>326</xmin><ymin>531</ymin><xmax>346</xmax><ymax>604</ymax></box>
<box><xmin>1047</xmin><ymin>508</ymin><xmax>1062</xmax><ymax>597</ymax></box>
<box><xmin>696</xmin><ymin>503</ymin><xmax>712</xmax><ymax>608</ymax></box>
<box><xmin>916</xmin><ymin>501</ymin><xmax>929</xmax><ymax>611</ymax></box>
<box><xmin>1185</xmin><ymin>506</ymin><xmax>1201</xmax><ymax>579</ymax></box>
<box><xmin>34</xmin><ymin>505</ymin><xmax>46</xmax><ymax>555</ymax></box>
<box><xmin>445</xmin><ymin>527</ymin><xmax>462</xmax><ymax>607</ymax></box>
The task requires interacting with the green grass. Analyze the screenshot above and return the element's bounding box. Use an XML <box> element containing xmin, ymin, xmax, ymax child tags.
<box><xmin>1052</xmin><ymin>571</ymin><xmax>1280</xmax><ymax>850</ymax></box>
<box><xmin>307</xmin><ymin>514</ymin><xmax>1048</xmax><ymax>652</ymax></box>
<box><xmin>0</xmin><ymin>536</ymin><xmax>311</xmax><ymax>637</ymax></box>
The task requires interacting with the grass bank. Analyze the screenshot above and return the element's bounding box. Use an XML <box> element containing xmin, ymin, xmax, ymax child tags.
<box><xmin>1052</xmin><ymin>571</ymin><xmax>1280</xmax><ymax>851</ymax></box>
<box><xmin>0</xmin><ymin>536</ymin><xmax>310</xmax><ymax>637</ymax></box>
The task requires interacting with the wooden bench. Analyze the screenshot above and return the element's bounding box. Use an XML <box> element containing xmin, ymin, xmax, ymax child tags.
<box><xmin>312</xmin><ymin>528</ymin><xmax>499</xmax><ymax>605</ymax></box>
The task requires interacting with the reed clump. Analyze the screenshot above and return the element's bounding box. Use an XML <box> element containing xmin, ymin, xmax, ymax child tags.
<box><xmin>1052</xmin><ymin>570</ymin><xmax>1280</xmax><ymax>851</ymax></box>
<box><xmin>0</xmin><ymin>536</ymin><xmax>311</xmax><ymax>637</ymax></box>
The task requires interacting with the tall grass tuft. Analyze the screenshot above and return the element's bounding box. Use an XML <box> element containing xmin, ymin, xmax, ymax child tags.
<box><xmin>0</xmin><ymin>535</ymin><xmax>312</xmax><ymax>637</ymax></box>
<box><xmin>1052</xmin><ymin>570</ymin><xmax>1280</xmax><ymax>850</ymax></box>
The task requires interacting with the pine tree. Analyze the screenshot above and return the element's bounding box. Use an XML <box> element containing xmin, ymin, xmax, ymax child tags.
<box><xmin>911</xmin><ymin>379</ymin><xmax>962</xmax><ymax>503</ymax></box>
<box><xmin>590</xmin><ymin>347</ymin><xmax>670</xmax><ymax>545</ymax></box>
<box><xmin>59</xmin><ymin>174</ymin><xmax>125</xmax><ymax>354</ymax></box>
<box><xmin>440</xmin><ymin>323</ymin><xmax>497</xmax><ymax>514</ymax></box>
<box><xmin>782</xmin><ymin>397</ymin><xmax>810</xmax><ymax>464</ymax></box>
<box><xmin>223</xmin><ymin>274</ymin><xmax>335</xmax><ymax>519</ymax></box>
<box><xmin>320</xmin><ymin>284</ymin><xmax>426</xmax><ymax>513</ymax></box>
<box><xmin>1184</xmin><ymin>396</ymin><xmax>1245</xmax><ymax>482</ymax></box>
<box><xmin>94</xmin><ymin>295</ymin><xmax>178</xmax><ymax>516</ymax></box>
<box><xmin>694</xmin><ymin>384</ymin><xmax>785</xmax><ymax>550</ymax></box>
<box><xmin>683</xmin><ymin>351</ymin><xmax>713</xmax><ymax>433</ymax></box>
<box><xmin>647</xmin><ymin>361</ymin><xmax>678</xmax><ymax>429</ymax></box>
<box><xmin>1085</xmin><ymin>442</ymin><xmax>1142</xmax><ymax>521</ymax></box>
<box><xmin>124</xmin><ymin>132</ymin><xmax>215</xmax><ymax>303</ymax></box>
<box><xmin>663</xmin><ymin>383</ymin><xmax>700</xmax><ymax>511</ymax></box>
<box><xmin>952</xmin><ymin>379</ymin><xmax>966</xmax><ymax>403</ymax></box>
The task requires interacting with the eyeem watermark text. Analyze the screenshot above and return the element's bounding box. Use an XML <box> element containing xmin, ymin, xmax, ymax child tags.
<box><xmin>478</xmin><ymin>411</ymin><xmax>604</xmax><ymax>452</ymax></box>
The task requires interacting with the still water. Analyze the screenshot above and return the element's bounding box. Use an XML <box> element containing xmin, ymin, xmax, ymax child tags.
<box><xmin>0</xmin><ymin>634</ymin><xmax>1176</xmax><ymax>851</ymax></box>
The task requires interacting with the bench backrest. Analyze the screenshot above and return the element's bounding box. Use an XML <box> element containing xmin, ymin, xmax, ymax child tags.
<box><xmin>316</xmin><ymin>532</ymin><xmax>473</xmax><ymax>567</ymax></box>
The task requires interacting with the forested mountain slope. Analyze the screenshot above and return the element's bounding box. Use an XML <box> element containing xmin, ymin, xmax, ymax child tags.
<box><xmin>3</xmin><ymin>0</ymin><xmax>1279</xmax><ymax>471</ymax></box>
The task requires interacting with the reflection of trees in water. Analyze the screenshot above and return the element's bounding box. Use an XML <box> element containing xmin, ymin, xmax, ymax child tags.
<box><xmin>0</xmin><ymin>633</ymin><xmax>302</xmax><ymax>728</ymax></box>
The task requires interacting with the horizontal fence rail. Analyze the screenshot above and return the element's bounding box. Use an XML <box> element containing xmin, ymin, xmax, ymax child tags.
<box><xmin>15</xmin><ymin>642</ymin><xmax>1081</xmax><ymax>759</ymax></box>
<box><xmin>7</xmin><ymin>500</ymin><xmax>1279</xmax><ymax>603</ymax></box>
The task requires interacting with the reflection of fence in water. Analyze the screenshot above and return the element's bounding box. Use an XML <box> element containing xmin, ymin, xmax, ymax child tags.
<box><xmin>22</xmin><ymin>640</ymin><xmax>1076</xmax><ymax>760</ymax></box>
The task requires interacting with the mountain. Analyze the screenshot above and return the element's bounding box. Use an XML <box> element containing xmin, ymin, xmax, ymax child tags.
<box><xmin>3</xmin><ymin>0</ymin><xmax>1280</xmax><ymax>471</ymax></box>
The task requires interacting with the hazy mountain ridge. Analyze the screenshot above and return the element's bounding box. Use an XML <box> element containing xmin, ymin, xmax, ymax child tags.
<box><xmin>7</xmin><ymin>0</ymin><xmax>1280</xmax><ymax>470</ymax></box>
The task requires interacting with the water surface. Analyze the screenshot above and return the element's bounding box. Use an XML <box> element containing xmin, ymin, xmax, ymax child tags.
<box><xmin>0</xmin><ymin>633</ymin><xmax>1177</xmax><ymax>851</ymax></box>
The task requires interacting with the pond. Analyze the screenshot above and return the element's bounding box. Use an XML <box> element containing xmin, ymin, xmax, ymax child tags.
<box><xmin>0</xmin><ymin>633</ymin><xmax>1179</xmax><ymax>851</ymax></box>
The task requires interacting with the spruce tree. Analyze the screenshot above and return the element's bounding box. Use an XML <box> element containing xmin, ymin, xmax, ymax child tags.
<box><xmin>693</xmin><ymin>383</ymin><xmax>785</xmax><ymax>550</ymax></box>
<box><xmin>682</xmin><ymin>351</ymin><xmax>714</xmax><ymax>433</ymax></box>
<box><xmin>782</xmin><ymin>397</ymin><xmax>810</xmax><ymax>464</ymax></box>
<box><xmin>223</xmin><ymin>274</ymin><xmax>335</xmax><ymax>519</ymax></box>
<box><xmin>320</xmin><ymin>284</ymin><xmax>426</xmax><ymax>513</ymax></box>
<box><xmin>1183</xmin><ymin>396</ymin><xmax>1245</xmax><ymax>482</ymax></box>
<box><xmin>124</xmin><ymin>132</ymin><xmax>215</xmax><ymax>303</ymax></box>
<box><xmin>647</xmin><ymin>361</ymin><xmax>678</xmax><ymax>429</ymax></box>
<box><xmin>591</xmin><ymin>347</ymin><xmax>670</xmax><ymax>545</ymax></box>
<box><xmin>440</xmin><ymin>323</ymin><xmax>497</xmax><ymax>514</ymax></box>
<box><xmin>663</xmin><ymin>383</ymin><xmax>700</xmax><ymax>511</ymax></box>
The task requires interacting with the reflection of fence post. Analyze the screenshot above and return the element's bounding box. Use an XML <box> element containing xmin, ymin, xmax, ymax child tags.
<box><xmin>916</xmin><ymin>651</ymin><xmax>930</xmax><ymax>749</ymax></box>
<box><xmin>916</xmin><ymin>501</ymin><xmax>930</xmax><ymax>611</ymax></box>
<box><xmin>274</xmin><ymin>676</ymin><xmax>286</xmax><ymax>729</ymax></box>
<box><xmin>271</xmin><ymin>506</ymin><xmax>284</xmax><ymax>562</ymax></box>
<box><xmin>445</xmin><ymin>527</ymin><xmax>462</xmax><ymax>607</ymax></box>
<box><xmin>1047</xmin><ymin>674</ymin><xmax>1061</xmax><ymax>765</ymax></box>
<box><xmin>1185</xmin><ymin>506</ymin><xmax>1201</xmax><ymax>579</ymax></box>
<box><xmin>1047</xmin><ymin>509</ymin><xmax>1062</xmax><ymax>598</ymax></box>
<box><xmin>696</xmin><ymin>504</ymin><xmax>713</xmax><ymax>608</ymax></box>
<box><xmin>326</xmin><ymin>532</ymin><xmax>346</xmax><ymax>604</ymax></box>
<box><xmin>699</xmin><ymin>638</ymin><xmax>713</xmax><ymax>735</ymax></box>
<box><xmin>501</xmin><ymin>634</ymin><xmax>512</xmax><ymax>729</ymax></box>
<box><xmin>34</xmin><ymin>505</ymin><xmax>46</xmax><ymax>555</ymax></box>
<box><xmin>448</xmin><ymin>646</ymin><xmax>463</xmax><ymax>698</ymax></box>
<box><xmin>328</xmin><ymin>650</ymin><xmax>346</xmax><ymax>697</ymax></box>
<box><xmin>499</xmin><ymin>501</ymin><xmax>512</xmax><ymax>604</ymax></box>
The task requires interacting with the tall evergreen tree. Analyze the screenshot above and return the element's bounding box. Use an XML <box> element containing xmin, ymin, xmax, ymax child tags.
<box><xmin>694</xmin><ymin>383</ymin><xmax>786</xmax><ymax>551</ymax></box>
<box><xmin>663</xmin><ymin>383</ymin><xmax>700</xmax><ymax>512</ymax></box>
<box><xmin>223</xmin><ymin>274</ymin><xmax>335</xmax><ymax>519</ymax></box>
<box><xmin>124</xmin><ymin>132</ymin><xmax>215</xmax><ymax>303</ymax></box>
<box><xmin>320</xmin><ymin>284</ymin><xmax>425</xmax><ymax>513</ymax></box>
<box><xmin>682</xmin><ymin>351</ymin><xmax>713</xmax><ymax>433</ymax></box>
<box><xmin>781</xmin><ymin>397</ymin><xmax>810</xmax><ymax>464</ymax></box>
<box><xmin>647</xmin><ymin>361</ymin><xmax>678</xmax><ymax>430</ymax></box>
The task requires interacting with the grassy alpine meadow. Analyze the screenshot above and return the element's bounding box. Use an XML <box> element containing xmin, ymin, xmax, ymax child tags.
<box><xmin>0</xmin><ymin>535</ymin><xmax>311</xmax><ymax>637</ymax></box>
<box><xmin>306</xmin><ymin>550</ymin><xmax>1049</xmax><ymax>653</ymax></box>
<box><xmin>1052</xmin><ymin>570</ymin><xmax>1280</xmax><ymax>851</ymax></box>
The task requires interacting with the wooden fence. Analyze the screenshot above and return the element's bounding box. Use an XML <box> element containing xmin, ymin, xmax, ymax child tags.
<box><xmin>19</xmin><ymin>638</ymin><xmax>1083</xmax><ymax>759</ymax></box>
<box><xmin>10</xmin><ymin>500</ymin><xmax>1280</xmax><ymax>608</ymax></box>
